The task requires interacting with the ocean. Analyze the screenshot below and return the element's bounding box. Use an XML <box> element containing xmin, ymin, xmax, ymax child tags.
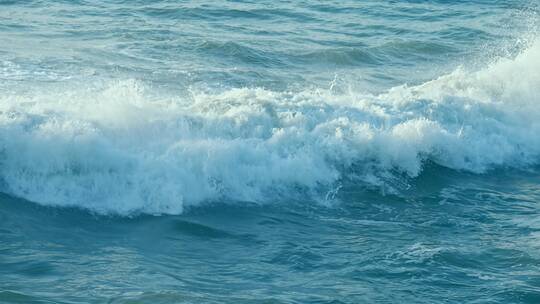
<box><xmin>1</xmin><ymin>0</ymin><xmax>539</xmax><ymax>303</ymax></box>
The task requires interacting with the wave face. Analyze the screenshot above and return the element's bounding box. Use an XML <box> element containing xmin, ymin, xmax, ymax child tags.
<box><xmin>0</xmin><ymin>37</ymin><xmax>539</xmax><ymax>215</ymax></box>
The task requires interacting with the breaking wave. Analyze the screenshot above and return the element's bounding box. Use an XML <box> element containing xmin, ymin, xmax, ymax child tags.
<box><xmin>0</xmin><ymin>38</ymin><xmax>539</xmax><ymax>215</ymax></box>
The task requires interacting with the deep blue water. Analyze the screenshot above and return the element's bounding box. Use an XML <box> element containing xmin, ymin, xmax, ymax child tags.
<box><xmin>1</xmin><ymin>0</ymin><xmax>540</xmax><ymax>303</ymax></box>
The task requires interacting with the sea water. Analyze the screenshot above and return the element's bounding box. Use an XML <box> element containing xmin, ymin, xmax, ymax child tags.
<box><xmin>0</xmin><ymin>0</ymin><xmax>539</xmax><ymax>303</ymax></box>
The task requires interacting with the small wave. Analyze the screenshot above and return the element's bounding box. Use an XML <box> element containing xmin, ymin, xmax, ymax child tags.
<box><xmin>0</xmin><ymin>38</ymin><xmax>539</xmax><ymax>215</ymax></box>
<box><xmin>195</xmin><ymin>40</ymin><xmax>285</xmax><ymax>68</ymax></box>
<box><xmin>295</xmin><ymin>48</ymin><xmax>381</xmax><ymax>66</ymax></box>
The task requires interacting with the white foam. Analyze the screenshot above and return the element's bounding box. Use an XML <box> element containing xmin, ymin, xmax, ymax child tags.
<box><xmin>0</xmin><ymin>39</ymin><xmax>539</xmax><ymax>215</ymax></box>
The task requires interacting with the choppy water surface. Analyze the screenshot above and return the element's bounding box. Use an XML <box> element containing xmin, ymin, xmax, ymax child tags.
<box><xmin>1</xmin><ymin>0</ymin><xmax>539</xmax><ymax>303</ymax></box>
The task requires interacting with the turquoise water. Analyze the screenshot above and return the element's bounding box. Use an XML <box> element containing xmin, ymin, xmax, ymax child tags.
<box><xmin>1</xmin><ymin>0</ymin><xmax>540</xmax><ymax>303</ymax></box>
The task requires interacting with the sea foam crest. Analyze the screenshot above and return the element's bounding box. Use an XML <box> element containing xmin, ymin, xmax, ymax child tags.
<box><xmin>0</xmin><ymin>39</ymin><xmax>539</xmax><ymax>215</ymax></box>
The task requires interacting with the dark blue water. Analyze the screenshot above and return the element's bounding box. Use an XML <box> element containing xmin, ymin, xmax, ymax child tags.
<box><xmin>1</xmin><ymin>0</ymin><xmax>539</xmax><ymax>303</ymax></box>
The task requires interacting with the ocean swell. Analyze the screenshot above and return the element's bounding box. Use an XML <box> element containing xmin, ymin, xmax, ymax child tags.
<box><xmin>0</xmin><ymin>38</ymin><xmax>539</xmax><ymax>215</ymax></box>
